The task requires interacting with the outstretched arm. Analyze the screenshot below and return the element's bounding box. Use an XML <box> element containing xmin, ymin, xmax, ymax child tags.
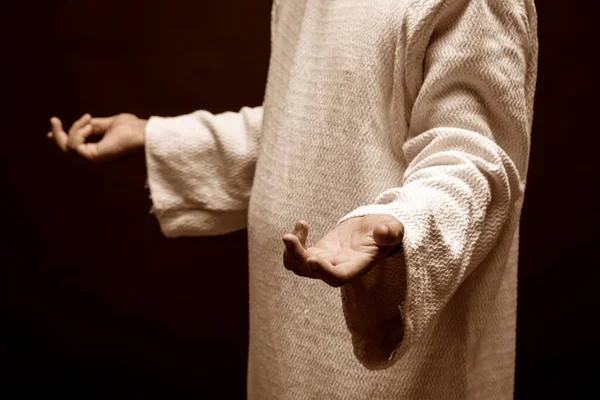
<box><xmin>282</xmin><ymin>0</ymin><xmax>538</xmax><ymax>368</ymax></box>
<box><xmin>48</xmin><ymin>105</ymin><xmax>264</xmax><ymax>238</ymax></box>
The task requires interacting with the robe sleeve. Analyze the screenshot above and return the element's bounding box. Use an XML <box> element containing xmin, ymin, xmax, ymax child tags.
<box><xmin>145</xmin><ymin>105</ymin><xmax>264</xmax><ymax>237</ymax></box>
<box><xmin>336</xmin><ymin>0</ymin><xmax>538</xmax><ymax>368</ymax></box>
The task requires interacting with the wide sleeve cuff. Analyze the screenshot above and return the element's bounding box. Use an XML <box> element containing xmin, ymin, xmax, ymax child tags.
<box><xmin>144</xmin><ymin>106</ymin><xmax>263</xmax><ymax>237</ymax></box>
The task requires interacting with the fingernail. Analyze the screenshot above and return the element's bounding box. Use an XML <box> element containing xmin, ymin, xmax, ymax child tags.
<box><xmin>295</xmin><ymin>221</ymin><xmax>302</xmax><ymax>231</ymax></box>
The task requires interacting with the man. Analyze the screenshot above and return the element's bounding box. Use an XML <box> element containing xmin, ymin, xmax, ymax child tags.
<box><xmin>48</xmin><ymin>0</ymin><xmax>539</xmax><ymax>398</ymax></box>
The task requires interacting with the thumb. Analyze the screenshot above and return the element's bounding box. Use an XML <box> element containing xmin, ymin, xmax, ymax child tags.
<box><xmin>77</xmin><ymin>131</ymin><xmax>123</xmax><ymax>163</ymax></box>
<box><xmin>373</xmin><ymin>221</ymin><xmax>404</xmax><ymax>247</ymax></box>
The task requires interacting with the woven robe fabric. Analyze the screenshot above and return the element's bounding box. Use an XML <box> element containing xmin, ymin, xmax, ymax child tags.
<box><xmin>144</xmin><ymin>0</ymin><xmax>539</xmax><ymax>398</ymax></box>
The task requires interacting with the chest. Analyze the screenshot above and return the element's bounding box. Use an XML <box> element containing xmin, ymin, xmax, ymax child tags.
<box><xmin>270</xmin><ymin>0</ymin><xmax>409</xmax><ymax>96</ymax></box>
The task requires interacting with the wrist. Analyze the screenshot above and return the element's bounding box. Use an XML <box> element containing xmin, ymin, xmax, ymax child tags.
<box><xmin>133</xmin><ymin>118</ymin><xmax>148</xmax><ymax>148</ymax></box>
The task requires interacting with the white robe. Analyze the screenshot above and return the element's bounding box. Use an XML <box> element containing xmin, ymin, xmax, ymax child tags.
<box><xmin>144</xmin><ymin>0</ymin><xmax>538</xmax><ymax>398</ymax></box>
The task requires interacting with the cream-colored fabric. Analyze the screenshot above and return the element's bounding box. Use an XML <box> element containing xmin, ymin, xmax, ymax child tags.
<box><xmin>145</xmin><ymin>0</ymin><xmax>538</xmax><ymax>398</ymax></box>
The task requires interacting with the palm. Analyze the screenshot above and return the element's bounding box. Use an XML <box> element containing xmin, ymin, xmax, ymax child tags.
<box><xmin>282</xmin><ymin>214</ymin><xmax>404</xmax><ymax>287</ymax></box>
<box><xmin>307</xmin><ymin>224</ymin><xmax>381</xmax><ymax>270</ymax></box>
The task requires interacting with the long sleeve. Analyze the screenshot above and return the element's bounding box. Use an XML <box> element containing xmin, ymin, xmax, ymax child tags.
<box><xmin>336</xmin><ymin>0</ymin><xmax>538</xmax><ymax>367</ymax></box>
<box><xmin>145</xmin><ymin>105</ymin><xmax>264</xmax><ymax>237</ymax></box>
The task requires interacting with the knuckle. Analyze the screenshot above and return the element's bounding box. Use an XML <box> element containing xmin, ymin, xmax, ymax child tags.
<box><xmin>118</xmin><ymin>113</ymin><xmax>137</xmax><ymax>121</ymax></box>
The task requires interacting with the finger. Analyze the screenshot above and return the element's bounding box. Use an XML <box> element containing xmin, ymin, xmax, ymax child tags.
<box><xmin>283</xmin><ymin>251</ymin><xmax>304</xmax><ymax>277</ymax></box>
<box><xmin>373</xmin><ymin>224</ymin><xmax>391</xmax><ymax>243</ymax></box>
<box><xmin>77</xmin><ymin>132</ymin><xmax>124</xmax><ymax>163</ymax></box>
<box><xmin>373</xmin><ymin>220</ymin><xmax>404</xmax><ymax>247</ymax></box>
<box><xmin>282</xmin><ymin>234</ymin><xmax>305</xmax><ymax>265</ymax></box>
<box><xmin>69</xmin><ymin>113</ymin><xmax>92</xmax><ymax>135</ymax></box>
<box><xmin>68</xmin><ymin>118</ymin><xmax>93</xmax><ymax>151</ymax></box>
<box><xmin>50</xmin><ymin>117</ymin><xmax>68</xmax><ymax>152</ymax></box>
<box><xmin>282</xmin><ymin>234</ymin><xmax>315</xmax><ymax>278</ymax></box>
<box><xmin>306</xmin><ymin>256</ymin><xmax>348</xmax><ymax>287</ymax></box>
<box><xmin>372</xmin><ymin>223</ymin><xmax>404</xmax><ymax>259</ymax></box>
<box><xmin>74</xmin><ymin>138</ymin><xmax>102</xmax><ymax>162</ymax></box>
<box><xmin>90</xmin><ymin>116</ymin><xmax>115</xmax><ymax>134</ymax></box>
<box><xmin>50</xmin><ymin>116</ymin><xmax>64</xmax><ymax>133</ymax></box>
<box><xmin>292</xmin><ymin>220</ymin><xmax>308</xmax><ymax>249</ymax></box>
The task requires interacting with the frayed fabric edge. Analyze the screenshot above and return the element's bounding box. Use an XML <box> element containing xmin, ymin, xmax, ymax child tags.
<box><xmin>389</xmin><ymin>300</ymin><xmax>407</xmax><ymax>361</ymax></box>
<box><xmin>145</xmin><ymin>179</ymin><xmax>156</xmax><ymax>214</ymax></box>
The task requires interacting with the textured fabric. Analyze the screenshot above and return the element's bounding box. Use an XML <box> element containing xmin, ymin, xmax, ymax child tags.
<box><xmin>144</xmin><ymin>0</ymin><xmax>538</xmax><ymax>398</ymax></box>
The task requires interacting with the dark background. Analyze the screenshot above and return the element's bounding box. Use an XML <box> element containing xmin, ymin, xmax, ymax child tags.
<box><xmin>2</xmin><ymin>1</ymin><xmax>598</xmax><ymax>398</ymax></box>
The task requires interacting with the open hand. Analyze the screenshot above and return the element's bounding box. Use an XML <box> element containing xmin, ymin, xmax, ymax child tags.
<box><xmin>47</xmin><ymin>113</ymin><xmax>147</xmax><ymax>163</ymax></box>
<box><xmin>282</xmin><ymin>215</ymin><xmax>404</xmax><ymax>287</ymax></box>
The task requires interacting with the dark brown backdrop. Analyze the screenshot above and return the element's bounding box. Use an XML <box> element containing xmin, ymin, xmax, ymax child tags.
<box><xmin>2</xmin><ymin>1</ymin><xmax>599</xmax><ymax>398</ymax></box>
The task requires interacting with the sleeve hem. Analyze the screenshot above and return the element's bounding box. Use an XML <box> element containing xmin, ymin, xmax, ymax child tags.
<box><xmin>337</xmin><ymin>204</ymin><xmax>401</xmax><ymax>226</ymax></box>
<box><xmin>154</xmin><ymin>208</ymin><xmax>248</xmax><ymax>238</ymax></box>
<box><xmin>143</xmin><ymin>115</ymin><xmax>249</xmax><ymax>237</ymax></box>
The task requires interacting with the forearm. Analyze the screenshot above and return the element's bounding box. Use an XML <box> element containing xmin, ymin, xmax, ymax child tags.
<box><xmin>336</xmin><ymin>0</ymin><xmax>536</xmax><ymax>367</ymax></box>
